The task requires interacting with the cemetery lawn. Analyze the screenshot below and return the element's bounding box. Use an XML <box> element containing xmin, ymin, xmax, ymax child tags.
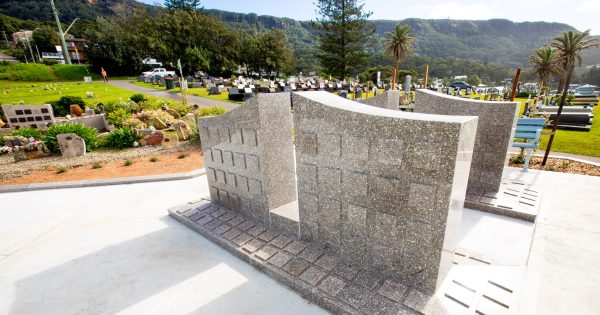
<box><xmin>132</xmin><ymin>81</ymin><xmax>244</xmax><ymax>104</ymax></box>
<box><xmin>0</xmin><ymin>81</ymin><xmax>159</xmax><ymax>105</ymax></box>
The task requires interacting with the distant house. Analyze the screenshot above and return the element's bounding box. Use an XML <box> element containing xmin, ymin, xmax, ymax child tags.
<box><xmin>54</xmin><ymin>37</ymin><xmax>87</xmax><ymax>64</ymax></box>
<box><xmin>11</xmin><ymin>30</ymin><xmax>32</xmax><ymax>45</ymax></box>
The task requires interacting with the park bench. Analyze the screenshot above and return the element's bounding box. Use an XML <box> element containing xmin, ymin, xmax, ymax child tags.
<box><xmin>512</xmin><ymin>118</ymin><xmax>545</xmax><ymax>171</ymax></box>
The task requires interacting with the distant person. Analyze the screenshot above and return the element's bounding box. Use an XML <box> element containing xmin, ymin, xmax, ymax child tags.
<box><xmin>101</xmin><ymin>67</ymin><xmax>108</xmax><ymax>83</ymax></box>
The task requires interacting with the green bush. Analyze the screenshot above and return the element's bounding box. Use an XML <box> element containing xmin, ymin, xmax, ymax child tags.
<box><xmin>133</xmin><ymin>98</ymin><xmax>167</xmax><ymax>112</ymax></box>
<box><xmin>0</xmin><ymin>63</ymin><xmax>55</xmax><ymax>81</ymax></box>
<box><xmin>43</xmin><ymin>123</ymin><xmax>99</xmax><ymax>153</ymax></box>
<box><xmin>107</xmin><ymin>108</ymin><xmax>131</xmax><ymax>128</ymax></box>
<box><xmin>9</xmin><ymin>127</ymin><xmax>43</xmax><ymax>140</ymax></box>
<box><xmin>52</xmin><ymin>64</ymin><xmax>96</xmax><ymax>81</ymax></box>
<box><xmin>42</xmin><ymin>59</ymin><xmax>59</xmax><ymax>66</ymax></box>
<box><xmin>130</xmin><ymin>93</ymin><xmax>147</xmax><ymax>103</ymax></box>
<box><xmin>104</xmin><ymin>100</ymin><xmax>131</xmax><ymax>114</ymax></box>
<box><xmin>102</xmin><ymin>127</ymin><xmax>139</xmax><ymax>149</ymax></box>
<box><xmin>516</xmin><ymin>91</ymin><xmax>537</xmax><ymax>98</ymax></box>
<box><xmin>197</xmin><ymin>105</ymin><xmax>227</xmax><ymax>117</ymax></box>
<box><xmin>49</xmin><ymin>96</ymin><xmax>86</xmax><ymax>117</ymax></box>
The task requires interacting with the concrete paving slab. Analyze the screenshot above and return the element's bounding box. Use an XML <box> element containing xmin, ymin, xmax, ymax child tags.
<box><xmin>0</xmin><ymin>177</ymin><xmax>326</xmax><ymax>315</ymax></box>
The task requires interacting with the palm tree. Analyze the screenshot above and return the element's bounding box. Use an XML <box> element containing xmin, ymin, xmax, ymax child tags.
<box><xmin>542</xmin><ymin>30</ymin><xmax>598</xmax><ymax>165</ymax></box>
<box><xmin>383</xmin><ymin>24</ymin><xmax>415</xmax><ymax>90</ymax></box>
<box><xmin>528</xmin><ymin>47</ymin><xmax>563</xmax><ymax>90</ymax></box>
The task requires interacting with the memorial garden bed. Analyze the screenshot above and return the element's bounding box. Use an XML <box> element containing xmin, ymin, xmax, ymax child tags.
<box><xmin>0</xmin><ymin>144</ymin><xmax>203</xmax><ymax>185</ymax></box>
<box><xmin>509</xmin><ymin>154</ymin><xmax>600</xmax><ymax>176</ymax></box>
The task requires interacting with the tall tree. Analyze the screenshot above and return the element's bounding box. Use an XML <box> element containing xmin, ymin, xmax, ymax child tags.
<box><xmin>528</xmin><ymin>47</ymin><xmax>563</xmax><ymax>89</ymax></box>
<box><xmin>383</xmin><ymin>24</ymin><xmax>415</xmax><ymax>89</ymax></box>
<box><xmin>164</xmin><ymin>0</ymin><xmax>202</xmax><ymax>12</ymax></box>
<box><xmin>312</xmin><ymin>0</ymin><xmax>375</xmax><ymax>80</ymax></box>
<box><xmin>542</xmin><ymin>30</ymin><xmax>598</xmax><ymax>165</ymax></box>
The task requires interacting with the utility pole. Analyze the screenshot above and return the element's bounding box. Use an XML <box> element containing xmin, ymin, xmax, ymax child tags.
<box><xmin>2</xmin><ymin>31</ymin><xmax>9</xmax><ymax>47</ymax></box>
<box><xmin>25</xmin><ymin>35</ymin><xmax>36</xmax><ymax>63</ymax></box>
<box><xmin>50</xmin><ymin>0</ymin><xmax>71</xmax><ymax>64</ymax></box>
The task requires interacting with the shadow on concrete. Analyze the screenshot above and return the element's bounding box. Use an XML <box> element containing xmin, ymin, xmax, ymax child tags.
<box><xmin>8</xmin><ymin>216</ymin><xmax>223</xmax><ymax>315</ymax></box>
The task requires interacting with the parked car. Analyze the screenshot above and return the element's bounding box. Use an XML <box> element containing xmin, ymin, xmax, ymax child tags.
<box><xmin>142</xmin><ymin>68</ymin><xmax>176</xmax><ymax>77</ymax></box>
<box><xmin>450</xmin><ymin>81</ymin><xmax>472</xmax><ymax>90</ymax></box>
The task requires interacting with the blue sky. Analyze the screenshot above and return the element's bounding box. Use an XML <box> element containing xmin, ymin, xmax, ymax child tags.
<box><xmin>137</xmin><ymin>0</ymin><xmax>599</xmax><ymax>34</ymax></box>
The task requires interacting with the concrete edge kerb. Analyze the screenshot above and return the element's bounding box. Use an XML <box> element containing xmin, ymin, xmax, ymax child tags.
<box><xmin>0</xmin><ymin>168</ymin><xmax>206</xmax><ymax>193</ymax></box>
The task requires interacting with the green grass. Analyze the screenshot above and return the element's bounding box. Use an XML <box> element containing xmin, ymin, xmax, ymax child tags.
<box><xmin>132</xmin><ymin>81</ymin><xmax>244</xmax><ymax>104</ymax></box>
<box><xmin>0</xmin><ymin>81</ymin><xmax>168</xmax><ymax>106</ymax></box>
<box><xmin>0</xmin><ymin>63</ymin><xmax>101</xmax><ymax>81</ymax></box>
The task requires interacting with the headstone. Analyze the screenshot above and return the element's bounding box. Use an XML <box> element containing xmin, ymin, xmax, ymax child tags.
<box><xmin>84</xmin><ymin>109</ymin><xmax>95</xmax><ymax>116</ymax></box>
<box><xmin>57</xmin><ymin>133</ymin><xmax>86</xmax><ymax>158</ymax></box>
<box><xmin>162</xmin><ymin>133</ymin><xmax>179</xmax><ymax>149</ymax></box>
<box><xmin>4</xmin><ymin>136</ymin><xmax>27</xmax><ymax>147</ymax></box>
<box><xmin>357</xmin><ymin>90</ymin><xmax>400</xmax><ymax>110</ymax></box>
<box><xmin>1</xmin><ymin>104</ymin><xmax>55</xmax><ymax>129</ymax></box>
<box><xmin>403</xmin><ymin>75</ymin><xmax>412</xmax><ymax>95</ymax></box>
<box><xmin>414</xmin><ymin>89</ymin><xmax>519</xmax><ymax>193</ymax></box>
<box><xmin>69</xmin><ymin>114</ymin><xmax>111</xmax><ymax>131</ymax></box>
<box><xmin>355</xmin><ymin>89</ymin><xmax>362</xmax><ymax>99</ymax></box>
<box><xmin>338</xmin><ymin>90</ymin><xmax>348</xmax><ymax>98</ymax></box>
<box><xmin>209</xmin><ymin>86</ymin><xmax>220</xmax><ymax>95</ymax></box>
<box><xmin>199</xmin><ymin>93</ymin><xmax>296</xmax><ymax>225</ymax></box>
<box><xmin>292</xmin><ymin>91</ymin><xmax>477</xmax><ymax>292</ymax></box>
<box><xmin>283</xmin><ymin>86</ymin><xmax>292</xmax><ymax>93</ymax></box>
<box><xmin>84</xmin><ymin>76</ymin><xmax>92</xmax><ymax>83</ymax></box>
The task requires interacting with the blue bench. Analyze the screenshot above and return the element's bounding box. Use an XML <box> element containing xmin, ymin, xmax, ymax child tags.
<box><xmin>512</xmin><ymin>118</ymin><xmax>545</xmax><ymax>171</ymax></box>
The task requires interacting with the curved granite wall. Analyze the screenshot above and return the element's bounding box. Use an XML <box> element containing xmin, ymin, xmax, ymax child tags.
<box><xmin>199</xmin><ymin>93</ymin><xmax>297</xmax><ymax>225</ymax></box>
<box><xmin>413</xmin><ymin>89</ymin><xmax>519</xmax><ymax>193</ymax></box>
<box><xmin>357</xmin><ymin>90</ymin><xmax>401</xmax><ymax>110</ymax></box>
<box><xmin>292</xmin><ymin>91</ymin><xmax>477</xmax><ymax>292</ymax></box>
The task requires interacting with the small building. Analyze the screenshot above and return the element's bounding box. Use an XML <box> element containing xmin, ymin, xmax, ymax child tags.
<box><xmin>54</xmin><ymin>37</ymin><xmax>87</xmax><ymax>64</ymax></box>
<box><xmin>11</xmin><ymin>30</ymin><xmax>32</xmax><ymax>45</ymax></box>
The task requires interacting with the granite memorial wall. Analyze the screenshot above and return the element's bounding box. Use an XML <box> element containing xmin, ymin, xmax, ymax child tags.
<box><xmin>413</xmin><ymin>89</ymin><xmax>519</xmax><ymax>193</ymax></box>
<box><xmin>292</xmin><ymin>91</ymin><xmax>477</xmax><ymax>292</ymax></box>
<box><xmin>199</xmin><ymin>93</ymin><xmax>297</xmax><ymax>226</ymax></box>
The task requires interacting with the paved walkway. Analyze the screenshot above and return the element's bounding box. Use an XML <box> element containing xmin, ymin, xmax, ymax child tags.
<box><xmin>108</xmin><ymin>80</ymin><xmax>241</xmax><ymax>111</ymax></box>
<box><xmin>0</xmin><ymin>168</ymin><xmax>599</xmax><ymax>314</ymax></box>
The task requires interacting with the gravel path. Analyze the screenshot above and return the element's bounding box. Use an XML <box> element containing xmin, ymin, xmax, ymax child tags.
<box><xmin>0</xmin><ymin>143</ymin><xmax>201</xmax><ymax>182</ymax></box>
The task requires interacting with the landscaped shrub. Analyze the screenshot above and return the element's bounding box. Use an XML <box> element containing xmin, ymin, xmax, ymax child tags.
<box><xmin>107</xmin><ymin>108</ymin><xmax>131</xmax><ymax>128</ymax></box>
<box><xmin>516</xmin><ymin>91</ymin><xmax>537</xmax><ymax>98</ymax></box>
<box><xmin>48</xmin><ymin>96</ymin><xmax>86</xmax><ymax>117</ymax></box>
<box><xmin>122</xmin><ymin>117</ymin><xmax>147</xmax><ymax>129</ymax></box>
<box><xmin>130</xmin><ymin>93</ymin><xmax>147</xmax><ymax>103</ymax></box>
<box><xmin>42</xmin><ymin>59</ymin><xmax>59</xmax><ymax>66</ymax></box>
<box><xmin>197</xmin><ymin>105</ymin><xmax>227</xmax><ymax>117</ymax></box>
<box><xmin>102</xmin><ymin>127</ymin><xmax>140</xmax><ymax>149</ymax></box>
<box><xmin>9</xmin><ymin>127</ymin><xmax>43</xmax><ymax>140</ymax></box>
<box><xmin>43</xmin><ymin>123</ymin><xmax>99</xmax><ymax>153</ymax></box>
<box><xmin>0</xmin><ymin>63</ymin><xmax>55</xmax><ymax>81</ymax></box>
<box><xmin>134</xmin><ymin>110</ymin><xmax>176</xmax><ymax>126</ymax></box>
<box><xmin>168</xmin><ymin>101</ymin><xmax>192</xmax><ymax>116</ymax></box>
<box><xmin>104</xmin><ymin>100</ymin><xmax>131</xmax><ymax>114</ymax></box>
<box><xmin>133</xmin><ymin>98</ymin><xmax>167</xmax><ymax>112</ymax></box>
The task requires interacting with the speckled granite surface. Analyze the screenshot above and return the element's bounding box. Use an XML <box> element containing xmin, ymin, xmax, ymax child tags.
<box><xmin>357</xmin><ymin>90</ymin><xmax>401</xmax><ymax>110</ymax></box>
<box><xmin>198</xmin><ymin>93</ymin><xmax>297</xmax><ymax>226</ymax></box>
<box><xmin>413</xmin><ymin>90</ymin><xmax>519</xmax><ymax>193</ymax></box>
<box><xmin>292</xmin><ymin>91</ymin><xmax>478</xmax><ymax>293</ymax></box>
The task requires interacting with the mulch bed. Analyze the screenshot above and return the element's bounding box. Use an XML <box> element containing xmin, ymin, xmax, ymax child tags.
<box><xmin>509</xmin><ymin>155</ymin><xmax>600</xmax><ymax>176</ymax></box>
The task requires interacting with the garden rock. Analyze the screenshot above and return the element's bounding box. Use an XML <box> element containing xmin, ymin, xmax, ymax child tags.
<box><xmin>161</xmin><ymin>134</ymin><xmax>179</xmax><ymax>149</ymax></box>
<box><xmin>13</xmin><ymin>142</ymin><xmax>52</xmax><ymax>162</ymax></box>
<box><xmin>70</xmin><ymin>104</ymin><xmax>84</xmax><ymax>117</ymax></box>
<box><xmin>148</xmin><ymin>117</ymin><xmax>167</xmax><ymax>130</ymax></box>
<box><xmin>3</xmin><ymin>136</ymin><xmax>28</xmax><ymax>147</ymax></box>
<box><xmin>57</xmin><ymin>133</ymin><xmax>86</xmax><ymax>158</ymax></box>
<box><xmin>141</xmin><ymin>131</ymin><xmax>165</xmax><ymax>146</ymax></box>
<box><xmin>0</xmin><ymin>118</ymin><xmax>5</xmax><ymax>128</ymax></box>
<box><xmin>171</xmin><ymin>120</ymin><xmax>190</xmax><ymax>141</ymax></box>
<box><xmin>165</xmin><ymin>108</ymin><xmax>181</xmax><ymax>119</ymax></box>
